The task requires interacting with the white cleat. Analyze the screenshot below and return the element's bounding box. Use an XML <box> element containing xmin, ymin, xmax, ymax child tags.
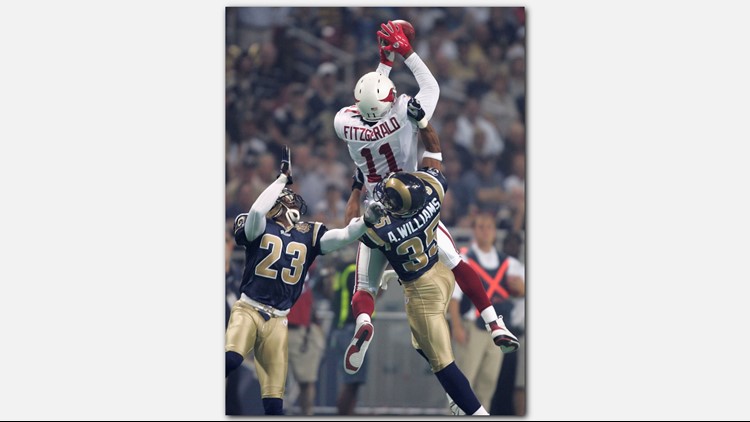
<box><xmin>343</xmin><ymin>320</ymin><xmax>374</xmax><ymax>374</ymax></box>
<box><xmin>486</xmin><ymin>316</ymin><xmax>520</xmax><ymax>354</ymax></box>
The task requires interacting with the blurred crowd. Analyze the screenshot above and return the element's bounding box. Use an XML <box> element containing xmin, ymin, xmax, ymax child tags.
<box><xmin>225</xmin><ymin>7</ymin><xmax>526</xmax><ymax>234</ymax></box>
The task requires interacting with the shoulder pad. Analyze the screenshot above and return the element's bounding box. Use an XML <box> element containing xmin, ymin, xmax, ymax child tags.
<box><xmin>420</xmin><ymin>167</ymin><xmax>442</xmax><ymax>178</ymax></box>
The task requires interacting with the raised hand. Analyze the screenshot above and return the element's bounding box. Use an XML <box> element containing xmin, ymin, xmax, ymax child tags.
<box><xmin>279</xmin><ymin>145</ymin><xmax>293</xmax><ymax>185</ymax></box>
<box><xmin>406</xmin><ymin>97</ymin><xmax>428</xmax><ymax>128</ymax></box>
<box><xmin>377</xmin><ymin>21</ymin><xmax>413</xmax><ymax>57</ymax></box>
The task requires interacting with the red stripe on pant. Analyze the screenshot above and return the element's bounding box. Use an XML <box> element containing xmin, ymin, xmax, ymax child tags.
<box><xmin>354</xmin><ymin>244</ymin><xmax>361</xmax><ymax>292</ymax></box>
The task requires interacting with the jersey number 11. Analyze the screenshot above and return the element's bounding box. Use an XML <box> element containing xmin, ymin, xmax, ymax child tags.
<box><xmin>361</xmin><ymin>143</ymin><xmax>401</xmax><ymax>182</ymax></box>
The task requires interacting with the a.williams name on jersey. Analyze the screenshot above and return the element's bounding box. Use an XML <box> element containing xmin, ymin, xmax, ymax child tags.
<box><xmin>386</xmin><ymin>197</ymin><xmax>441</xmax><ymax>243</ymax></box>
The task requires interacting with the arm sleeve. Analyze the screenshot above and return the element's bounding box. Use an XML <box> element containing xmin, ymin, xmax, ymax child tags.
<box><xmin>319</xmin><ymin>217</ymin><xmax>368</xmax><ymax>255</ymax></box>
<box><xmin>404</xmin><ymin>53</ymin><xmax>439</xmax><ymax>121</ymax></box>
<box><xmin>376</xmin><ymin>63</ymin><xmax>392</xmax><ymax>77</ymax></box>
<box><xmin>507</xmin><ymin>256</ymin><xmax>526</xmax><ymax>279</ymax></box>
<box><xmin>244</xmin><ymin>175</ymin><xmax>288</xmax><ymax>241</ymax></box>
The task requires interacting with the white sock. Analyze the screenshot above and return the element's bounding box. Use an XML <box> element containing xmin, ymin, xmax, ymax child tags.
<box><xmin>356</xmin><ymin>313</ymin><xmax>371</xmax><ymax>326</ymax></box>
<box><xmin>471</xmin><ymin>405</ymin><xmax>489</xmax><ymax>416</ymax></box>
<box><xmin>480</xmin><ymin>306</ymin><xmax>499</xmax><ymax>324</ymax></box>
<box><xmin>472</xmin><ymin>406</ymin><xmax>489</xmax><ymax>415</ymax></box>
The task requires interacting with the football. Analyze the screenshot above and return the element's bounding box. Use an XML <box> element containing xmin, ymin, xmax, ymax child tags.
<box><xmin>392</xmin><ymin>19</ymin><xmax>416</xmax><ymax>45</ymax></box>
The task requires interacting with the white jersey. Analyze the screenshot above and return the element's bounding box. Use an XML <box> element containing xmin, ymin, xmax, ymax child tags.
<box><xmin>334</xmin><ymin>94</ymin><xmax>419</xmax><ymax>193</ymax></box>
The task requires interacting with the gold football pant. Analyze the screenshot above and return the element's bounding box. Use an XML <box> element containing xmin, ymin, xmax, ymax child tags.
<box><xmin>403</xmin><ymin>262</ymin><xmax>456</xmax><ymax>373</ymax></box>
<box><xmin>225</xmin><ymin>300</ymin><xmax>288</xmax><ymax>398</ymax></box>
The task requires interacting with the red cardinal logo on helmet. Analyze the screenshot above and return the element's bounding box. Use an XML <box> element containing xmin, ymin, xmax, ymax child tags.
<box><xmin>379</xmin><ymin>88</ymin><xmax>396</xmax><ymax>103</ymax></box>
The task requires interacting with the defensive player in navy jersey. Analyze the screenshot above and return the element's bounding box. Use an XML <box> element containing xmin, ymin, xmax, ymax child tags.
<box><xmin>225</xmin><ymin>147</ymin><xmax>385</xmax><ymax>415</ymax></box>
<box><xmin>350</xmin><ymin>120</ymin><xmax>517</xmax><ymax>416</ymax></box>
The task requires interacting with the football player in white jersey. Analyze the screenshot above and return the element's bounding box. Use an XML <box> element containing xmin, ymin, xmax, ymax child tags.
<box><xmin>334</xmin><ymin>21</ymin><xmax>519</xmax><ymax>375</ymax></box>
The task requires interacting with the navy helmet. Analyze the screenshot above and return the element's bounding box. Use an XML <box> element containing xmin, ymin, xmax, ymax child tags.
<box><xmin>373</xmin><ymin>172</ymin><xmax>427</xmax><ymax>218</ymax></box>
<box><xmin>268</xmin><ymin>187</ymin><xmax>308</xmax><ymax>220</ymax></box>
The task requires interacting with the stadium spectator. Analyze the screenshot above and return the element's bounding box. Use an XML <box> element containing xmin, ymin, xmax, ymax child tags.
<box><xmin>503</xmin><ymin>152</ymin><xmax>525</xmax><ymax>233</ymax></box>
<box><xmin>226</xmin><ymin>158</ymin><xmax>258</xmax><ymax>219</ymax></box>
<box><xmin>498</xmin><ymin>120</ymin><xmax>525</xmax><ymax>177</ymax></box>
<box><xmin>226</xmin><ymin>218</ymin><xmax>264</xmax><ymax>415</ymax></box>
<box><xmin>313</xmin><ymin>184</ymin><xmax>347</xmax><ymax>229</ymax></box>
<box><xmin>504</xmin><ymin>231</ymin><xmax>526</xmax><ymax>416</ymax></box>
<box><xmin>317</xmin><ymin>139</ymin><xmax>350</xmax><ymax>193</ymax></box>
<box><xmin>506</xmin><ymin>44</ymin><xmax>525</xmax><ymax>99</ymax></box>
<box><xmin>453</xmin><ymin>154</ymin><xmax>506</xmax><ymax>216</ymax></box>
<box><xmin>490</xmin><ymin>231</ymin><xmax>526</xmax><ymax>415</ymax></box>
<box><xmin>270</xmin><ymin>83</ymin><xmax>320</xmax><ymax>149</ymax></box>
<box><xmin>455</xmin><ymin>98</ymin><xmax>504</xmax><ymax>157</ymax></box>
<box><xmin>308</xmin><ymin>62</ymin><xmax>350</xmax><ymax>144</ymax></box>
<box><xmin>448</xmin><ymin>213</ymin><xmax>525</xmax><ymax>413</ymax></box>
<box><xmin>286</xmin><ymin>277</ymin><xmax>326</xmax><ymax>415</ymax></box>
<box><xmin>480</xmin><ymin>72</ymin><xmax>520</xmax><ymax>138</ymax></box>
<box><xmin>232</xmin><ymin>7</ymin><xmax>291</xmax><ymax>47</ymax></box>
<box><xmin>325</xmin><ymin>262</ymin><xmax>375</xmax><ymax>415</ymax></box>
<box><xmin>292</xmin><ymin>144</ymin><xmax>326</xmax><ymax>211</ymax></box>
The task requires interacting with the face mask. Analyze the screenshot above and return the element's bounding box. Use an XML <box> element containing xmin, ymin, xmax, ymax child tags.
<box><xmin>282</xmin><ymin>204</ymin><xmax>300</xmax><ymax>228</ymax></box>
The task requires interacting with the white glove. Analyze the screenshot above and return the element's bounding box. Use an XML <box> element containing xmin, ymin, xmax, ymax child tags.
<box><xmin>379</xmin><ymin>269</ymin><xmax>399</xmax><ymax>291</ymax></box>
<box><xmin>363</xmin><ymin>201</ymin><xmax>386</xmax><ymax>226</ymax></box>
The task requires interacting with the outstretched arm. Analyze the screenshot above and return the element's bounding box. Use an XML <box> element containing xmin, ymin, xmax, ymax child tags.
<box><xmin>244</xmin><ymin>147</ymin><xmax>293</xmax><ymax>241</ymax></box>
<box><xmin>405</xmin><ymin>54</ymin><xmax>439</xmax><ymax>121</ymax></box>
<box><xmin>245</xmin><ymin>175</ymin><xmax>288</xmax><ymax>241</ymax></box>
<box><xmin>319</xmin><ymin>219</ymin><xmax>367</xmax><ymax>255</ymax></box>
<box><xmin>376</xmin><ymin>50</ymin><xmax>393</xmax><ymax>77</ymax></box>
<box><xmin>378</xmin><ymin>21</ymin><xmax>439</xmax><ymax>120</ymax></box>
<box><xmin>320</xmin><ymin>201</ymin><xmax>386</xmax><ymax>255</ymax></box>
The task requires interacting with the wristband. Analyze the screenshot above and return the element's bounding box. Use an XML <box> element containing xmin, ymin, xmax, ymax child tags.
<box><xmin>422</xmin><ymin>151</ymin><xmax>443</xmax><ymax>162</ymax></box>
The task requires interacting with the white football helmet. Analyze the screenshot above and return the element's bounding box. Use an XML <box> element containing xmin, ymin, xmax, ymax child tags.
<box><xmin>354</xmin><ymin>72</ymin><xmax>397</xmax><ymax>122</ymax></box>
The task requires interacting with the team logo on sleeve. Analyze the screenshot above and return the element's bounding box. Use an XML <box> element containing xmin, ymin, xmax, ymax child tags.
<box><xmin>425</xmin><ymin>185</ymin><xmax>433</xmax><ymax>195</ymax></box>
<box><xmin>295</xmin><ymin>222</ymin><xmax>311</xmax><ymax>233</ymax></box>
<box><xmin>233</xmin><ymin>214</ymin><xmax>247</xmax><ymax>233</ymax></box>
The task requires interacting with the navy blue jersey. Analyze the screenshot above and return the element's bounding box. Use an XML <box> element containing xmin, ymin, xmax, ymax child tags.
<box><xmin>360</xmin><ymin>168</ymin><xmax>448</xmax><ymax>281</ymax></box>
<box><xmin>234</xmin><ymin>217</ymin><xmax>328</xmax><ymax>311</ymax></box>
